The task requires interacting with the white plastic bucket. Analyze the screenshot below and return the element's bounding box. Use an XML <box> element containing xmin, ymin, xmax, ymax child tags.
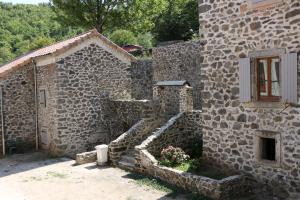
<box><xmin>95</xmin><ymin>144</ymin><xmax>108</xmax><ymax>165</ymax></box>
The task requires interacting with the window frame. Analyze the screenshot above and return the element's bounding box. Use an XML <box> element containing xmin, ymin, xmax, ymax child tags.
<box><xmin>256</xmin><ymin>56</ymin><xmax>281</xmax><ymax>102</ymax></box>
<box><xmin>255</xmin><ymin>131</ymin><xmax>281</xmax><ymax>168</ymax></box>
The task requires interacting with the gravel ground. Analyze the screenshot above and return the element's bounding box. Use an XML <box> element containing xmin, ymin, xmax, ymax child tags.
<box><xmin>0</xmin><ymin>152</ymin><xmax>186</xmax><ymax>200</ymax></box>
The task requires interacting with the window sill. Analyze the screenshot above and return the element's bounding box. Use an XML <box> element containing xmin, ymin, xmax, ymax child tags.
<box><xmin>256</xmin><ymin>159</ymin><xmax>281</xmax><ymax>168</ymax></box>
<box><xmin>243</xmin><ymin>101</ymin><xmax>287</xmax><ymax>109</ymax></box>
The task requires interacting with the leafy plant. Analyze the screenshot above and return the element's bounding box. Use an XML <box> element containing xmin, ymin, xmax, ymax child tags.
<box><xmin>109</xmin><ymin>29</ymin><xmax>137</xmax><ymax>47</ymax></box>
<box><xmin>137</xmin><ymin>32</ymin><xmax>153</xmax><ymax>49</ymax></box>
<box><xmin>160</xmin><ymin>146</ymin><xmax>190</xmax><ymax>167</ymax></box>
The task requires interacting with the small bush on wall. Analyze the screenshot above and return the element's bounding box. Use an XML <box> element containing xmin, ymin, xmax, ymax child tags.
<box><xmin>160</xmin><ymin>146</ymin><xmax>190</xmax><ymax>167</ymax></box>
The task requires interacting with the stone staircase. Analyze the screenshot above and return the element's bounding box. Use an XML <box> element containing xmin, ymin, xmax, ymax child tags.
<box><xmin>109</xmin><ymin>117</ymin><xmax>167</xmax><ymax>171</ymax></box>
<box><xmin>117</xmin><ymin>150</ymin><xmax>135</xmax><ymax>171</ymax></box>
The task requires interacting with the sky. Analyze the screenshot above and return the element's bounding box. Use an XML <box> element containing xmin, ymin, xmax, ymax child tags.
<box><xmin>0</xmin><ymin>0</ymin><xmax>48</xmax><ymax>4</ymax></box>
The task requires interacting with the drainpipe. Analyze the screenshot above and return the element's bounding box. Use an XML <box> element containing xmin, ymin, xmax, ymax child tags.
<box><xmin>32</xmin><ymin>59</ymin><xmax>39</xmax><ymax>151</ymax></box>
<box><xmin>0</xmin><ymin>87</ymin><xmax>5</xmax><ymax>155</ymax></box>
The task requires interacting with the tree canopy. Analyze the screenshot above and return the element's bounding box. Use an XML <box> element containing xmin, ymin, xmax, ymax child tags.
<box><xmin>0</xmin><ymin>2</ymin><xmax>83</xmax><ymax>65</ymax></box>
<box><xmin>0</xmin><ymin>0</ymin><xmax>199</xmax><ymax>65</ymax></box>
<box><xmin>50</xmin><ymin>0</ymin><xmax>133</xmax><ymax>33</ymax></box>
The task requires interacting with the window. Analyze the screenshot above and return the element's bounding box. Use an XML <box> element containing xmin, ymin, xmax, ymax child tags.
<box><xmin>39</xmin><ymin>89</ymin><xmax>46</xmax><ymax>108</ymax></box>
<box><xmin>255</xmin><ymin>131</ymin><xmax>281</xmax><ymax>167</ymax></box>
<box><xmin>239</xmin><ymin>52</ymin><xmax>297</xmax><ymax>104</ymax></box>
<box><xmin>257</xmin><ymin>57</ymin><xmax>280</xmax><ymax>101</ymax></box>
<box><xmin>261</xmin><ymin>137</ymin><xmax>276</xmax><ymax>161</ymax></box>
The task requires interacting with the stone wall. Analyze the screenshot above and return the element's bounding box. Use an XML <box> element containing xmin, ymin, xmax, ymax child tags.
<box><xmin>199</xmin><ymin>0</ymin><xmax>300</xmax><ymax>196</ymax></box>
<box><xmin>152</xmin><ymin>41</ymin><xmax>202</xmax><ymax>109</ymax></box>
<box><xmin>106</xmin><ymin>100</ymin><xmax>158</xmax><ymax>142</ymax></box>
<box><xmin>53</xmin><ymin>43</ymin><xmax>132</xmax><ymax>157</ymax></box>
<box><xmin>36</xmin><ymin>64</ymin><xmax>57</xmax><ymax>151</ymax></box>
<box><xmin>0</xmin><ymin>63</ymin><xmax>36</xmax><ymax>154</ymax></box>
<box><xmin>153</xmin><ymin>86</ymin><xmax>181</xmax><ymax>117</ymax></box>
<box><xmin>131</xmin><ymin>60</ymin><xmax>153</xmax><ymax>100</ymax></box>
<box><xmin>137</xmin><ymin>111</ymin><xmax>202</xmax><ymax>158</ymax></box>
<box><xmin>139</xmin><ymin>150</ymin><xmax>249</xmax><ymax>200</ymax></box>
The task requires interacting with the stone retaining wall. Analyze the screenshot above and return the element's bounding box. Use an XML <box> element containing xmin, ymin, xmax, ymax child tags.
<box><xmin>138</xmin><ymin>149</ymin><xmax>249</xmax><ymax>200</ymax></box>
<box><xmin>137</xmin><ymin>112</ymin><xmax>202</xmax><ymax>158</ymax></box>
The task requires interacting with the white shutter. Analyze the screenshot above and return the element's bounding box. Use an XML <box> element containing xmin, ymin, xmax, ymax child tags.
<box><xmin>239</xmin><ymin>58</ymin><xmax>251</xmax><ymax>102</ymax></box>
<box><xmin>281</xmin><ymin>53</ymin><xmax>298</xmax><ymax>104</ymax></box>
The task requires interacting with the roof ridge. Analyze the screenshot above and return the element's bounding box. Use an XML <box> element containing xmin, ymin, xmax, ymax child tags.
<box><xmin>0</xmin><ymin>29</ymin><xmax>136</xmax><ymax>77</ymax></box>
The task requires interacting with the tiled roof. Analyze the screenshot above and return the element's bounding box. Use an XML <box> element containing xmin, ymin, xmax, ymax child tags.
<box><xmin>0</xmin><ymin>29</ymin><xmax>136</xmax><ymax>77</ymax></box>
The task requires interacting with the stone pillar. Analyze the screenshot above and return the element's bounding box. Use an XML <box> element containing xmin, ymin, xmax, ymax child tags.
<box><xmin>179</xmin><ymin>85</ymin><xmax>193</xmax><ymax>112</ymax></box>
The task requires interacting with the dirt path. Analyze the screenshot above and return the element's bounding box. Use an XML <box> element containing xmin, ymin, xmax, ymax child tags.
<box><xmin>0</xmin><ymin>153</ymin><xmax>186</xmax><ymax>200</ymax></box>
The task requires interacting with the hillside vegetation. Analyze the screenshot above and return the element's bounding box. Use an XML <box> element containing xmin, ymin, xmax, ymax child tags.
<box><xmin>0</xmin><ymin>2</ymin><xmax>83</xmax><ymax>65</ymax></box>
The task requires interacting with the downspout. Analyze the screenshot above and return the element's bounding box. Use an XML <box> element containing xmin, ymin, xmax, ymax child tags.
<box><xmin>32</xmin><ymin>59</ymin><xmax>39</xmax><ymax>151</ymax></box>
<box><xmin>1</xmin><ymin>87</ymin><xmax>5</xmax><ymax>155</ymax></box>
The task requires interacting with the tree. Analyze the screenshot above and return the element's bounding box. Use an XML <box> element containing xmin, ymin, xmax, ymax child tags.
<box><xmin>50</xmin><ymin>0</ymin><xmax>133</xmax><ymax>33</ymax></box>
<box><xmin>0</xmin><ymin>2</ymin><xmax>83</xmax><ymax>65</ymax></box>
<box><xmin>29</xmin><ymin>36</ymin><xmax>55</xmax><ymax>51</ymax></box>
<box><xmin>153</xmin><ymin>0</ymin><xmax>199</xmax><ymax>42</ymax></box>
<box><xmin>109</xmin><ymin>29</ymin><xmax>137</xmax><ymax>46</ymax></box>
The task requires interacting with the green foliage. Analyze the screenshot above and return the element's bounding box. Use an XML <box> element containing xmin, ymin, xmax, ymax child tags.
<box><xmin>109</xmin><ymin>29</ymin><xmax>137</xmax><ymax>47</ymax></box>
<box><xmin>160</xmin><ymin>146</ymin><xmax>190</xmax><ymax>167</ymax></box>
<box><xmin>153</xmin><ymin>0</ymin><xmax>199</xmax><ymax>42</ymax></box>
<box><xmin>29</xmin><ymin>36</ymin><xmax>55</xmax><ymax>51</ymax></box>
<box><xmin>50</xmin><ymin>0</ymin><xmax>133</xmax><ymax>33</ymax></box>
<box><xmin>137</xmin><ymin>33</ymin><xmax>153</xmax><ymax>49</ymax></box>
<box><xmin>0</xmin><ymin>2</ymin><xmax>83</xmax><ymax>65</ymax></box>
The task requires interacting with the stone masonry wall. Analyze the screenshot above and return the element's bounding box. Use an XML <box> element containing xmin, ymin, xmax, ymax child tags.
<box><xmin>153</xmin><ymin>41</ymin><xmax>202</xmax><ymax>109</ymax></box>
<box><xmin>53</xmin><ymin>43</ymin><xmax>132</xmax><ymax>157</ymax></box>
<box><xmin>0</xmin><ymin>63</ymin><xmax>36</xmax><ymax>154</ymax></box>
<box><xmin>138</xmin><ymin>111</ymin><xmax>202</xmax><ymax>158</ymax></box>
<box><xmin>131</xmin><ymin>60</ymin><xmax>153</xmax><ymax>100</ymax></box>
<box><xmin>106</xmin><ymin>100</ymin><xmax>156</xmax><ymax>142</ymax></box>
<box><xmin>199</xmin><ymin>0</ymin><xmax>300</xmax><ymax>196</ymax></box>
<box><xmin>37</xmin><ymin>64</ymin><xmax>58</xmax><ymax>151</ymax></box>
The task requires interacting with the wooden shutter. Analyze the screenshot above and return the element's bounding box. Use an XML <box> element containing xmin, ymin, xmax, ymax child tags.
<box><xmin>281</xmin><ymin>53</ymin><xmax>298</xmax><ymax>104</ymax></box>
<box><xmin>239</xmin><ymin>58</ymin><xmax>251</xmax><ymax>102</ymax></box>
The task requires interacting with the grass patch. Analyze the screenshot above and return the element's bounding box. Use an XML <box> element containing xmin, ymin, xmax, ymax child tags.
<box><xmin>124</xmin><ymin>173</ymin><xmax>210</xmax><ymax>200</ymax></box>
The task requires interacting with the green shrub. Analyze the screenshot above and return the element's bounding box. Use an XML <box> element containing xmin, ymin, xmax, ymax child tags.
<box><xmin>137</xmin><ymin>33</ymin><xmax>153</xmax><ymax>49</ymax></box>
<box><xmin>160</xmin><ymin>146</ymin><xmax>190</xmax><ymax>167</ymax></box>
<box><xmin>109</xmin><ymin>29</ymin><xmax>137</xmax><ymax>47</ymax></box>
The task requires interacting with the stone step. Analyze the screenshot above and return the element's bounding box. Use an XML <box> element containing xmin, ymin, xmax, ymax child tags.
<box><xmin>117</xmin><ymin>160</ymin><xmax>135</xmax><ymax>171</ymax></box>
<box><xmin>120</xmin><ymin>154</ymin><xmax>135</xmax><ymax>163</ymax></box>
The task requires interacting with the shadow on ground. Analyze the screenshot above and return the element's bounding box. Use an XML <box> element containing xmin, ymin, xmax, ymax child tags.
<box><xmin>0</xmin><ymin>152</ymin><xmax>70</xmax><ymax>178</ymax></box>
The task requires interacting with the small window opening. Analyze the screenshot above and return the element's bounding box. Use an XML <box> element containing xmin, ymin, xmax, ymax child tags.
<box><xmin>39</xmin><ymin>89</ymin><xmax>46</xmax><ymax>108</ymax></box>
<box><xmin>261</xmin><ymin>137</ymin><xmax>276</xmax><ymax>161</ymax></box>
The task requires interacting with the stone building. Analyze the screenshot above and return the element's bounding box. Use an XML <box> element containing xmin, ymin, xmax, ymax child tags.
<box><xmin>199</xmin><ymin>0</ymin><xmax>300</xmax><ymax>196</ymax></box>
<box><xmin>0</xmin><ymin>29</ymin><xmax>138</xmax><ymax>157</ymax></box>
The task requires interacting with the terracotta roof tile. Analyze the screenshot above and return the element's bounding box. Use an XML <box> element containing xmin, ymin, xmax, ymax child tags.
<box><xmin>0</xmin><ymin>29</ymin><xmax>136</xmax><ymax>77</ymax></box>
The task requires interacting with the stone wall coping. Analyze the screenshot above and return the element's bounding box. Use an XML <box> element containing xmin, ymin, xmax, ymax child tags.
<box><xmin>111</xmin><ymin>119</ymin><xmax>145</xmax><ymax>144</ymax></box>
<box><xmin>113</xmin><ymin>99</ymin><xmax>151</xmax><ymax>103</ymax></box>
<box><xmin>155</xmin><ymin>80</ymin><xmax>190</xmax><ymax>87</ymax></box>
